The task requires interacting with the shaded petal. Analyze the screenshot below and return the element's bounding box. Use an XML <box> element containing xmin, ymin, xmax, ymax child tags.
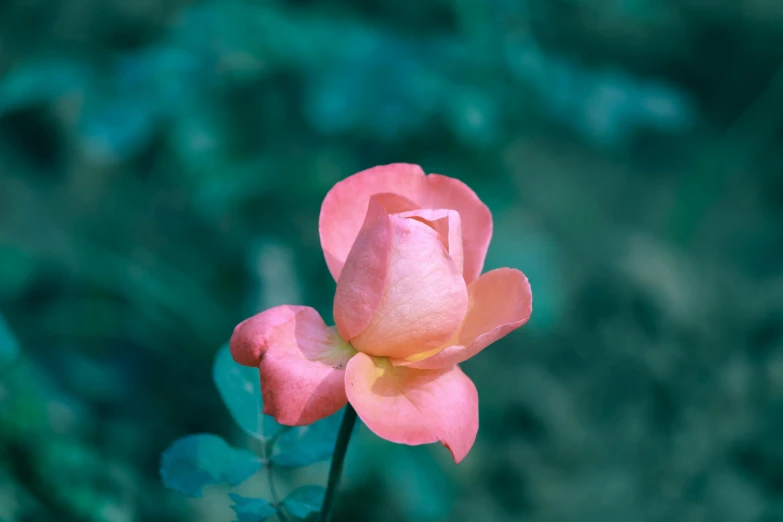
<box><xmin>230</xmin><ymin>305</ymin><xmax>303</xmax><ymax>367</ymax></box>
<box><xmin>230</xmin><ymin>306</ymin><xmax>356</xmax><ymax>425</ymax></box>
<box><xmin>333</xmin><ymin>197</ymin><xmax>392</xmax><ymax>342</ymax></box>
<box><xmin>345</xmin><ymin>353</ymin><xmax>478</xmax><ymax>463</ymax></box>
<box><xmin>396</xmin><ymin>208</ymin><xmax>463</xmax><ymax>275</ymax></box>
<box><xmin>371</xmin><ymin>192</ymin><xmax>420</xmax><ymax>215</ymax></box>
<box><xmin>320</xmin><ymin>164</ymin><xmax>426</xmax><ymax>282</ymax></box>
<box><xmin>343</xmin><ymin>213</ymin><xmax>468</xmax><ymax>359</ymax></box>
<box><xmin>421</xmin><ymin>174</ymin><xmax>492</xmax><ymax>284</ymax></box>
<box><xmin>319</xmin><ymin>164</ymin><xmax>492</xmax><ymax>284</ymax></box>
<box><xmin>396</xmin><ymin>268</ymin><xmax>532</xmax><ymax>369</ymax></box>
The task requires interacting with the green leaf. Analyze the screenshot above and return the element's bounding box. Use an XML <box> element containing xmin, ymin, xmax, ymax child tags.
<box><xmin>0</xmin><ymin>313</ymin><xmax>20</xmax><ymax>366</ymax></box>
<box><xmin>160</xmin><ymin>434</ymin><xmax>261</xmax><ymax>496</ymax></box>
<box><xmin>282</xmin><ymin>485</ymin><xmax>326</xmax><ymax>519</ymax></box>
<box><xmin>229</xmin><ymin>493</ymin><xmax>277</xmax><ymax>522</ymax></box>
<box><xmin>271</xmin><ymin>408</ymin><xmax>357</xmax><ymax>467</ymax></box>
<box><xmin>213</xmin><ymin>343</ymin><xmax>282</xmax><ymax>439</ymax></box>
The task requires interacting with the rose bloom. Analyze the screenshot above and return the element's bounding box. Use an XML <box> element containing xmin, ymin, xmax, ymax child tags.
<box><xmin>231</xmin><ymin>164</ymin><xmax>532</xmax><ymax>462</ymax></box>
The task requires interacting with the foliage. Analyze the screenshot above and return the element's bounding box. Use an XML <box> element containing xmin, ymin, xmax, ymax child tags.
<box><xmin>159</xmin><ymin>341</ymin><xmax>347</xmax><ymax>520</ymax></box>
<box><xmin>281</xmin><ymin>486</ymin><xmax>326</xmax><ymax>519</ymax></box>
<box><xmin>271</xmin><ymin>412</ymin><xmax>347</xmax><ymax>468</ymax></box>
<box><xmin>213</xmin><ymin>343</ymin><xmax>282</xmax><ymax>440</ymax></box>
<box><xmin>160</xmin><ymin>434</ymin><xmax>262</xmax><ymax>497</ymax></box>
<box><xmin>229</xmin><ymin>494</ymin><xmax>278</xmax><ymax>522</ymax></box>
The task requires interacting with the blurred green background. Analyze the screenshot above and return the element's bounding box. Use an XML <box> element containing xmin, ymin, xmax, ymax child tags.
<box><xmin>1</xmin><ymin>0</ymin><xmax>783</xmax><ymax>520</ymax></box>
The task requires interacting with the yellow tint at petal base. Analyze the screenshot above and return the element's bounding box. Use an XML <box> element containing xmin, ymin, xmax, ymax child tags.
<box><xmin>306</xmin><ymin>327</ymin><xmax>357</xmax><ymax>369</ymax></box>
<box><xmin>366</xmin><ymin>355</ymin><xmax>401</xmax><ymax>379</ymax></box>
<box><xmin>375</xmin><ymin>357</ymin><xmax>390</xmax><ymax>378</ymax></box>
<box><xmin>403</xmin><ymin>345</ymin><xmax>447</xmax><ymax>362</ymax></box>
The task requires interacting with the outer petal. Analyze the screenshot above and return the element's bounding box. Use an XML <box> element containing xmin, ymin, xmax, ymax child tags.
<box><xmin>345</xmin><ymin>353</ymin><xmax>479</xmax><ymax>463</ymax></box>
<box><xmin>320</xmin><ymin>164</ymin><xmax>425</xmax><ymax>282</ymax></box>
<box><xmin>319</xmin><ymin>164</ymin><xmax>492</xmax><ymax>284</ymax></box>
<box><xmin>396</xmin><ymin>268</ymin><xmax>532</xmax><ymax>369</ymax></box>
<box><xmin>338</xmin><ymin>212</ymin><xmax>468</xmax><ymax>359</ymax></box>
<box><xmin>230</xmin><ymin>306</ymin><xmax>356</xmax><ymax>426</ymax></box>
<box><xmin>333</xmin><ymin>197</ymin><xmax>392</xmax><ymax>342</ymax></box>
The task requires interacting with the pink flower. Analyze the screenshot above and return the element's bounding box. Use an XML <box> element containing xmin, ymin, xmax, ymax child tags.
<box><xmin>230</xmin><ymin>164</ymin><xmax>532</xmax><ymax>463</ymax></box>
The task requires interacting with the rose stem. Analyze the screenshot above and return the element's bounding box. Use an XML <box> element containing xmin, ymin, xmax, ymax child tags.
<box><xmin>320</xmin><ymin>404</ymin><xmax>358</xmax><ymax>522</ymax></box>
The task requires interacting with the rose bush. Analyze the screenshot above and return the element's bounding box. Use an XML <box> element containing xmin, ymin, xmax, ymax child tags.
<box><xmin>230</xmin><ymin>164</ymin><xmax>532</xmax><ymax>462</ymax></box>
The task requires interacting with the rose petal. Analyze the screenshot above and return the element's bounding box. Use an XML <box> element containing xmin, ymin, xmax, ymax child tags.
<box><xmin>371</xmin><ymin>192</ymin><xmax>420</xmax><ymax>215</ymax></box>
<box><xmin>320</xmin><ymin>164</ymin><xmax>425</xmax><ymax>282</ymax></box>
<box><xmin>345</xmin><ymin>352</ymin><xmax>479</xmax><ymax>463</ymax></box>
<box><xmin>395</xmin><ymin>268</ymin><xmax>532</xmax><ymax>369</ymax></box>
<box><xmin>336</xmin><ymin>210</ymin><xmax>468</xmax><ymax>359</ymax></box>
<box><xmin>319</xmin><ymin>164</ymin><xmax>491</xmax><ymax>284</ymax></box>
<box><xmin>230</xmin><ymin>306</ymin><xmax>356</xmax><ymax>425</ymax></box>
<box><xmin>333</xmin><ymin>197</ymin><xmax>392</xmax><ymax>342</ymax></box>
<box><xmin>421</xmin><ymin>174</ymin><xmax>491</xmax><ymax>283</ymax></box>
<box><xmin>231</xmin><ymin>305</ymin><xmax>301</xmax><ymax>367</ymax></box>
<box><xmin>397</xmin><ymin>208</ymin><xmax>464</xmax><ymax>275</ymax></box>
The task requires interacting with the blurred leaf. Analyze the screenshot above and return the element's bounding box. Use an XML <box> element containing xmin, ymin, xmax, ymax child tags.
<box><xmin>37</xmin><ymin>437</ymin><xmax>120</xmax><ymax>519</ymax></box>
<box><xmin>486</xmin><ymin>220</ymin><xmax>565</xmax><ymax>333</ymax></box>
<box><xmin>0</xmin><ymin>358</ymin><xmax>79</xmax><ymax>437</ymax></box>
<box><xmin>281</xmin><ymin>485</ymin><xmax>325</xmax><ymax>519</ymax></box>
<box><xmin>53</xmin><ymin>351</ymin><xmax>130</xmax><ymax>402</ymax></box>
<box><xmin>78</xmin><ymin>95</ymin><xmax>158</xmax><ymax>164</ymax></box>
<box><xmin>169</xmin><ymin>104</ymin><xmax>229</xmax><ymax>170</ymax></box>
<box><xmin>0</xmin><ymin>246</ymin><xmax>36</xmax><ymax>299</ymax></box>
<box><xmin>228</xmin><ymin>493</ymin><xmax>277</xmax><ymax>522</ymax></box>
<box><xmin>271</xmin><ymin>408</ymin><xmax>357</xmax><ymax>467</ymax></box>
<box><xmin>160</xmin><ymin>434</ymin><xmax>261</xmax><ymax>496</ymax></box>
<box><xmin>213</xmin><ymin>343</ymin><xmax>282</xmax><ymax>439</ymax></box>
<box><xmin>505</xmin><ymin>39</ymin><xmax>694</xmax><ymax>147</ymax></box>
<box><xmin>0</xmin><ymin>57</ymin><xmax>92</xmax><ymax>115</ymax></box>
<box><xmin>446</xmin><ymin>87</ymin><xmax>499</xmax><ymax>146</ymax></box>
<box><xmin>387</xmin><ymin>446</ymin><xmax>452</xmax><ymax>520</ymax></box>
<box><xmin>0</xmin><ymin>313</ymin><xmax>20</xmax><ymax>366</ymax></box>
<box><xmin>114</xmin><ymin>46</ymin><xmax>202</xmax><ymax>115</ymax></box>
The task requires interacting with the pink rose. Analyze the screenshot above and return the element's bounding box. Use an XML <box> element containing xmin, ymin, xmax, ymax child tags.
<box><xmin>230</xmin><ymin>164</ymin><xmax>532</xmax><ymax>463</ymax></box>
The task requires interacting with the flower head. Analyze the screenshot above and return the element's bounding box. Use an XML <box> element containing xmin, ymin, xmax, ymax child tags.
<box><xmin>231</xmin><ymin>164</ymin><xmax>532</xmax><ymax>463</ymax></box>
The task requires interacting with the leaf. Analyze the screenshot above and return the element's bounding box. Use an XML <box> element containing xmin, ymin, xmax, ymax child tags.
<box><xmin>213</xmin><ymin>343</ymin><xmax>282</xmax><ymax>439</ymax></box>
<box><xmin>228</xmin><ymin>493</ymin><xmax>277</xmax><ymax>522</ymax></box>
<box><xmin>160</xmin><ymin>434</ymin><xmax>261</xmax><ymax>496</ymax></box>
<box><xmin>271</xmin><ymin>408</ymin><xmax>358</xmax><ymax>468</ymax></box>
<box><xmin>0</xmin><ymin>313</ymin><xmax>20</xmax><ymax>366</ymax></box>
<box><xmin>282</xmin><ymin>485</ymin><xmax>325</xmax><ymax>519</ymax></box>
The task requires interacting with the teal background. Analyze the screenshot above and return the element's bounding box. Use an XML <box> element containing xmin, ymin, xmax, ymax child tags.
<box><xmin>1</xmin><ymin>0</ymin><xmax>783</xmax><ymax>520</ymax></box>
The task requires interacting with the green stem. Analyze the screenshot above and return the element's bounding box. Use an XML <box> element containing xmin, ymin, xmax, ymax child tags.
<box><xmin>258</xmin><ymin>427</ymin><xmax>288</xmax><ymax>521</ymax></box>
<box><xmin>266</xmin><ymin>461</ymin><xmax>288</xmax><ymax>521</ymax></box>
<box><xmin>320</xmin><ymin>405</ymin><xmax>358</xmax><ymax>522</ymax></box>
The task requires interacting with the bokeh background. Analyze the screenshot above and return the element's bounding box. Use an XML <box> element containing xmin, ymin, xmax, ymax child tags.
<box><xmin>1</xmin><ymin>0</ymin><xmax>783</xmax><ymax>520</ymax></box>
